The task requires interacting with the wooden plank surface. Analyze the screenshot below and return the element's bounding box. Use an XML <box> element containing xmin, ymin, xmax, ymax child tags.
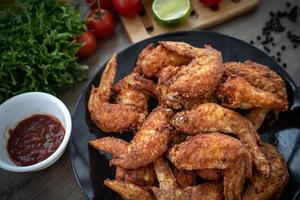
<box><xmin>122</xmin><ymin>0</ymin><xmax>259</xmax><ymax>43</ymax></box>
<box><xmin>1</xmin><ymin>0</ymin><xmax>299</xmax><ymax>200</ymax></box>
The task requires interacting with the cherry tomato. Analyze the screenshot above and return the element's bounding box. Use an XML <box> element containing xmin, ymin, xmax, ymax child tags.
<box><xmin>76</xmin><ymin>32</ymin><xmax>97</xmax><ymax>59</ymax></box>
<box><xmin>86</xmin><ymin>0</ymin><xmax>112</xmax><ymax>10</ymax></box>
<box><xmin>87</xmin><ymin>9</ymin><xmax>115</xmax><ymax>38</ymax></box>
<box><xmin>113</xmin><ymin>0</ymin><xmax>143</xmax><ymax>18</ymax></box>
<box><xmin>200</xmin><ymin>0</ymin><xmax>222</xmax><ymax>6</ymax></box>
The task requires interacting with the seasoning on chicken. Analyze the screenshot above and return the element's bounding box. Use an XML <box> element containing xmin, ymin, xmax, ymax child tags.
<box><xmin>88</xmin><ymin>54</ymin><xmax>153</xmax><ymax>133</ymax></box>
<box><xmin>156</xmin><ymin>42</ymin><xmax>224</xmax><ymax>109</ymax></box>
<box><xmin>246</xmin><ymin>108</ymin><xmax>270</xmax><ymax>130</ymax></box>
<box><xmin>90</xmin><ymin>107</ymin><xmax>174</xmax><ymax>169</ymax></box>
<box><xmin>217</xmin><ymin>75</ymin><xmax>287</xmax><ymax>111</ymax></box>
<box><xmin>104</xmin><ymin>179</ymin><xmax>154</xmax><ymax>200</ymax></box>
<box><xmin>242</xmin><ymin>143</ymin><xmax>289</xmax><ymax>200</ymax></box>
<box><xmin>113</xmin><ymin>72</ymin><xmax>156</xmax><ymax>113</ymax></box>
<box><xmin>197</xmin><ymin>169</ymin><xmax>223</xmax><ymax>181</ymax></box>
<box><xmin>134</xmin><ymin>43</ymin><xmax>192</xmax><ymax>78</ymax></box>
<box><xmin>115</xmin><ymin>164</ymin><xmax>156</xmax><ymax>187</ymax></box>
<box><xmin>173</xmin><ymin>168</ymin><xmax>197</xmax><ymax>188</ymax></box>
<box><xmin>218</xmin><ymin>61</ymin><xmax>288</xmax><ymax>111</ymax></box>
<box><xmin>168</xmin><ymin>133</ymin><xmax>252</xmax><ymax>200</ymax></box>
<box><xmin>172</xmin><ymin>103</ymin><xmax>270</xmax><ymax>177</ymax></box>
<box><xmin>151</xmin><ymin>157</ymin><xmax>223</xmax><ymax>200</ymax></box>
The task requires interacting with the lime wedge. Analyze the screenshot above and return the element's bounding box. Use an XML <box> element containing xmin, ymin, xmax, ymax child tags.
<box><xmin>152</xmin><ymin>0</ymin><xmax>191</xmax><ymax>27</ymax></box>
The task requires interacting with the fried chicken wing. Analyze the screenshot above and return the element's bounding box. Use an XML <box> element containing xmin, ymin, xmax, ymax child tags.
<box><xmin>151</xmin><ymin>157</ymin><xmax>223</xmax><ymax>200</ymax></box>
<box><xmin>218</xmin><ymin>61</ymin><xmax>288</xmax><ymax>111</ymax></box>
<box><xmin>90</xmin><ymin>107</ymin><xmax>174</xmax><ymax>169</ymax></box>
<box><xmin>156</xmin><ymin>42</ymin><xmax>224</xmax><ymax>109</ymax></box>
<box><xmin>197</xmin><ymin>169</ymin><xmax>223</xmax><ymax>181</ymax></box>
<box><xmin>113</xmin><ymin>72</ymin><xmax>156</xmax><ymax>112</ymax></box>
<box><xmin>134</xmin><ymin>43</ymin><xmax>192</xmax><ymax>78</ymax></box>
<box><xmin>217</xmin><ymin>75</ymin><xmax>287</xmax><ymax>111</ymax></box>
<box><xmin>89</xmin><ymin>136</ymin><xmax>128</xmax><ymax>157</ymax></box>
<box><xmin>104</xmin><ymin>179</ymin><xmax>154</xmax><ymax>200</ymax></box>
<box><xmin>242</xmin><ymin>143</ymin><xmax>289</xmax><ymax>200</ymax></box>
<box><xmin>168</xmin><ymin>133</ymin><xmax>252</xmax><ymax>200</ymax></box>
<box><xmin>224</xmin><ymin>61</ymin><xmax>287</xmax><ymax>96</ymax></box>
<box><xmin>115</xmin><ymin>164</ymin><xmax>156</xmax><ymax>187</ymax></box>
<box><xmin>88</xmin><ymin>55</ymin><xmax>148</xmax><ymax>133</ymax></box>
<box><xmin>172</xmin><ymin>103</ymin><xmax>269</xmax><ymax>176</ymax></box>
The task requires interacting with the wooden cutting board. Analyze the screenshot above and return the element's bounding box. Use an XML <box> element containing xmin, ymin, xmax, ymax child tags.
<box><xmin>121</xmin><ymin>0</ymin><xmax>259</xmax><ymax>43</ymax></box>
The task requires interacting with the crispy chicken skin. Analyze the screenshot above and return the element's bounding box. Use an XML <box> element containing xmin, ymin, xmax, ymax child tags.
<box><xmin>224</xmin><ymin>61</ymin><xmax>287</xmax><ymax>96</ymax></box>
<box><xmin>168</xmin><ymin>133</ymin><xmax>252</xmax><ymax>175</ymax></box>
<box><xmin>151</xmin><ymin>157</ymin><xmax>223</xmax><ymax>200</ymax></box>
<box><xmin>88</xmin><ymin>55</ymin><xmax>147</xmax><ymax>133</ymax></box>
<box><xmin>243</xmin><ymin>143</ymin><xmax>289</xmax><ymax>200</ymax></box>
<box><xmin>89</xmin><ymin>137</ymin><xmax>128</xmax><ymax>157</ymax></box>
<box><xmin>134</xmin><ymin>43</ymin><xmax>192</xmax><ymax>78</ymax></box>
<box><xmin>246</xmin><ymin>108</ymin><xmax>269</xmax><ymax>130</ymax></box>
<box><xmin>90</xmin><ymin>107</ymin><xmax>174</xmax><ymax>169</ymax></box>
<box><xmin>172</xmin><ymin>103</ymin><xmax>269</xmax><ymax>176</ymax></box>
<box><xmin>217</xmin><ymin>75</ymin><xmax>287</xmax><ymax>111</ymax></box>
<box><xmin>173</xmin><ymin>168</ymin><xmax>197</xmax><ymax>188</ymax></box>
<box><xmin>156</xmin><ymin>42</ymin><xmax>224</xmax><ymax>109</ymax></box>
<box><xmin>218</xmin><ymin>61</ymin><xmax>288</xmax><ymax>111</ymax></box>
<box><xmin>168</xmin><ymin>133</ymin><xmax>252</xmax><ymax>200</ymax></box>
<box><xmin>197</xmin><ymin>169</ymin><xmax>223</xmax><ymax>181</ymax></box>
<box><xmin>151</xmin><ymin>183</ymin><xmax>224</xmax><ymax>200</ymax></box>
<box><xmin>113</xmin><ymin>72</ymin><xmax>156</xmax><ymax>113</ymax></box>
<box><xmin>104</xmin><ymin>180</ymin><xmax>154</xmax><ymax>200</ymax></box>
<box><xmin>115</xmin><ymin>165</ymin><xmax>156</xmax><ymax>187</ymax></box>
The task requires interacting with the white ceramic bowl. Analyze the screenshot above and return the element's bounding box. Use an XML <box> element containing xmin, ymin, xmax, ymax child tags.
<box><xmin>0</xmin><ymin>92</ymin><xmax>72</xmax><ymax>172</ymax></box>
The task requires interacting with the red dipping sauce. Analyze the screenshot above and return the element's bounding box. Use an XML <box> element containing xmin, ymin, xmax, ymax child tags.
<box><xmin>7</xmin><ymin>114</ymin><xmax>65</xmax><ymax>166</ymax></box>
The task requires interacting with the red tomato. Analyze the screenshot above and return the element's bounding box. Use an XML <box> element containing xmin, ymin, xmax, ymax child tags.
<box><xmin>86</xmin><ymin>0</ymin><xmax>112</xmax><ymax>10</ymax></box>
<box><xmin>200</xmin><ymin>0</ymin><xmax>222</xmax><ymax>6</ymax></box>
<box><xmin>87</xmin><ymin>9</ymin><xmax>115</xmax><ymax>38</ymax></box>
<box><xmin>76</xmin><ymin>32</ymin><xmax>97</xmax><ymax>59</ymax></box>
<box><xmin>113</xmin><ymin>0</ymin><xmax>143</xmax><ymax>18</ymax></box>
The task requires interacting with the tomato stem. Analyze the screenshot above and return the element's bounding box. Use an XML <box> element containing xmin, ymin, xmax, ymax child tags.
<box><xmin>97</xmin><ymin>0</ymin><xmax>101</xmax><ymax>15</ymax></box>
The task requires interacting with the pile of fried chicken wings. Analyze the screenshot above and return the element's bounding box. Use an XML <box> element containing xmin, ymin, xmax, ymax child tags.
<box><xmin>88</xmin><ymin>41</ymin><xmax>289</xmax><ymax>200</ymax></box>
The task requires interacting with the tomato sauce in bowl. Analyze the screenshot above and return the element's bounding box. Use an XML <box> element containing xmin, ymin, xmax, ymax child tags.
<box><xmin>7</xmin><ymin>114</ymin><xmax>65</xmax><ymax>166</ymax></box>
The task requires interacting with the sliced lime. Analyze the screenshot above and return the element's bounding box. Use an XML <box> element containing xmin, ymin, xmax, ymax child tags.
<box><xmin>152</xmin><ymin>0</ymin><xmax>191</xmax><ymax>27</ymax></box>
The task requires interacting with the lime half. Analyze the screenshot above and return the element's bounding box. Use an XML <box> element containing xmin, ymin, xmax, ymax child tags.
<box><xmin>152</xmin><ymin>0</ymin><xmax>191</xmax><ymax>27</ymax></box>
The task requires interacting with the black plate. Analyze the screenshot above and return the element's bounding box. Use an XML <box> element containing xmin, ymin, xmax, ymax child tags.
<box><xmin>71</xmin><ymin>30</ymin><xmax>300</xmax><ymax>200</ymax></box>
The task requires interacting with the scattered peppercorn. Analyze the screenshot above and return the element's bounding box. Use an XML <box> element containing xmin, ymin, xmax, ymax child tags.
<box><xmin>251</xmin><ymin>2</ymin><xmax>299</xmax><ymax>69</ymax></box>
<box><xmin>283</xmin><ymin>63</ymin><xmax>287</xmax><ymax>68</ymax></box>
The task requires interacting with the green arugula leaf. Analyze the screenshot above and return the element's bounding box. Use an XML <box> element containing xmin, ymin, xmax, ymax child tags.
<box><xmin>0</xmin><ymin>0</ymin><xmax>87</xmax><ymax>103</ymax></box>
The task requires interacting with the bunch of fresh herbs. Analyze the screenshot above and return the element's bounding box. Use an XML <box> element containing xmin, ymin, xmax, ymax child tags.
<box><xmin>0</xmin><ymin>0</ymin><xmax>87</xmax><ymax>103</ymax></box>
